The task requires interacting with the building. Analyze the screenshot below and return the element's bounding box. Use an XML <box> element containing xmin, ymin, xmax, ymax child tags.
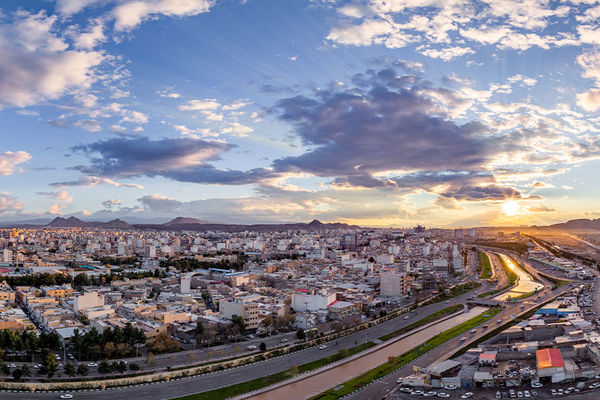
<box><xmin>291</xmin><ymin>289</ymin><xmax>337</xmax><ymax>312</ymax></box>
<box><xmin>180</xmin><ymin>275</ymin><xmax>191</xmax><ymax>294</ymax></box>
<box><xmin>73</xmin><ymin>291</ymin><xmax>105</xmax><ymax>314</ymax></box>
<box><xmin>219</xmin><ymin>299</ymin><xmax>259</xmax><ymax>330</ymax></box>
<box><xmin>536</xmin><ymin>348</ymin><xmax>566</xmax><ymax>382</ymax></box>
<box><xmin>0</xmin><ymin>281</ymin><xmax>15</xmax><ymax>303</ymax></box>
<box><xmin>380</xmin><ymin>270</ymin><xmax>407</xmax><ymax>297</ymax></box>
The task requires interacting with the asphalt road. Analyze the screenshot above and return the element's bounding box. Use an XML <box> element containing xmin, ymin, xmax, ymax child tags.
<box><xmin>344</xmin><ymin>267</ymin><xmax>575</xmax><ymax>400</ymax></box>
<box><xmin>0</xmin><ymin>285</ymin><xmax>487</xmax><ymax>400</ymax></box>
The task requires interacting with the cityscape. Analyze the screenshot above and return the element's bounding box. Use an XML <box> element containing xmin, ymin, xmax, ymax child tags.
<box><xmin>3</xmin><ymin>1</ymin><xmax>600</xmax><ymax>400</ymax></box>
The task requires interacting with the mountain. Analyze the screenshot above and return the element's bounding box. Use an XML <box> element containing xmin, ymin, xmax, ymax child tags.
<box><xmin>164</xmin><ymin>217</ymin><xmax>209</xmax><ymax>225</ymax></box>
<box><xmin>547</xmin><ymin>218</ymin><xmax>600</xmax><ymax>231</ymax></box>
<box><xmin>40</xmin><ymin>216</ymin><xmax>357</xmax><ymax>232</ymax></box>
<box><xmin>46</xmin><ymin>217</ymin><xmax>133</xmax><ymax>229</ymax></box>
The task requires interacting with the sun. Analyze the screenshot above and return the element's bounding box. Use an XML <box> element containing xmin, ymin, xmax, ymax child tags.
<box><xmin>502</xmin><ymin>200</ymin><xmax>522</xmax><ymax>216</ymax></box>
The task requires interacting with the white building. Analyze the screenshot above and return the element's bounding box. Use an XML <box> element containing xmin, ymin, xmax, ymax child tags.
<box><xmin>291</xmin><ymin>289</ymin><xmax>337</xmax><ymax>312</ymax></box>
<box><xmin>74</xmin><ymin>291</ymin><xmax>105</xmax><ymax>314</ymax></box>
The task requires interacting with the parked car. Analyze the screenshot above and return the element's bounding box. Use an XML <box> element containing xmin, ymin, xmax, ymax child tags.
<box><xmin>437</xmin><ymin>393</ymin><xmax>450</xmax><ymax>398</ymax></box>
<box><xmin>59</xmin><ymin>395</ymin><xmax>73</xmax><ymax>399</ymax></box>
<box><xmin>318</xmin><ymin>344</ymin><xmax>327</xmax><ymax>350</ymax></box>
<box><xmin>531</xmin><ymin>382</ymin><xmax>542</xmax><ymax>388</ymax></box>
<box><xmin>460</xmin><ymin>393</ymin><xmax>473</xmax><ymax>399</ymax></box>
<box><xmin>443</xmin><ymin>385</ymin><xmax>457</xmax><ymax>390</ymax></box>
<box><xmin>246</xmin><ymin>345</ymin><xmax>257</xmax><ymax>350</ymax></box>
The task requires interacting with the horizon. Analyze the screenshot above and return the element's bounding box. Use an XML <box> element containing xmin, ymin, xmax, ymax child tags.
<box><xmin>1</xmin><ymin>1</ymin><xmax>600</xmax><ymax>227</ymax></box>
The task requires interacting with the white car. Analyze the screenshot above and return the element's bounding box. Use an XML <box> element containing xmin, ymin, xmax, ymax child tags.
<box><xmin>459</xmin><ymin>336</ymin><xmax>467</xmax><ymax>341</ymax></box>
<box><xmin>318</xmin><ymin>344</ymin><xmax>327</xmax><ymax>350</ymax></box>
<box><xmin>59</xmin><ymin>395</ymin><xmax>73</xmax><ymax>399</ymax></box>
<box><xmin>496</xmin><ymin>391</ymin><xmax>501</xmax><ymax>399</ymax></box>
<box><xmin>412</xmin><ymin>390</ymin><xmax>424</xmax><ymax>396</ymax></box>
<box><xmin>404</xmin><ymin>316</ymin><xmax>410</xmax><ymax>320</ymax></box>
<box><xmin>438</xmin><ymin>393</ymin><xmax>450</xmax><ymax>398</ymax></box>
<box><xmin>8</xmin><ymin>363</ymin><xmax>16</xmax><ymax>368</ymax></box>
<box><xmin>444</xmin><ymin>385</ymin><xmax>457</xmax><ymax>390</ymax></box>
<box><xmin>87</xmin><ymin>362</ymin><xmax>98</xmax><ymax>367</ymax></box>
<box><xmin>524</xmin><ymin>390</ymin><xmax>531</xmax><ymax>398</ymax></box>
<box><xmin>396</xmin><ymin>378</ymin><xmax>403</xmax><ymax>384</ymax></box>
<box><xmin>423</xmin><ymin>391</ymin><xmax>437</xmax><ymax>397</ymax></box>
<box><xmin>531</xmin><ymin>382</ymin><xmax>542</xmax><ymax>388</ymax></box>
<box><xmin>461</xmin><ymin>393</ymin><xmax>473</xmax><ymax>399</ymax></box>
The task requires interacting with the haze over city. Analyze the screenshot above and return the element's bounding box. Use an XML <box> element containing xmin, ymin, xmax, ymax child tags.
<box><xmin>2</xmin><ymin>0</ymin><xmax>600</xmax><ymax>227</ymax></box>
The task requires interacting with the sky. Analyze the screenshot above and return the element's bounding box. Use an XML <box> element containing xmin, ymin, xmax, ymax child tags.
<box><xmin>1</xmin><ymin>0</ymin><xmax>600</xmax><ymax>227</ymax></box>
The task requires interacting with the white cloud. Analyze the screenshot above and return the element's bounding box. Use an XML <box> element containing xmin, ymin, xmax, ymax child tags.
<box><xmin>38</xmin><ymin>190</ymin><xmax>73</xmax><ymax>203</ymax></box>
<box><xmin>120</xmin><ymin>110</ymin><xmax>149</xmax><ymax>124</ymax></box>
<box><xmin>222</xmin><ymin>100</ymin><xmax>252</xmax><ymax>110</ymax></box>
<box><xmin>220</xmin><ymin>122</ymin><xmax>253</xmax><ymax>137</ymax></box>
<box><xmin>0</xmin><ymin>11</ymin><xmax>104</xmax><ymax>108</ymax></box>
<box><xmin>73</xmin><ymin>19</ymin><xmax>106</xmax><ymax>50</ymax></box>
<box><xmin>55</xmin><ymin>0</ymin><xmax>104</xmax><ymax>15</ymax></box>
<box><xmin>113</xmin><ymin>0</ymin><xmax>215</xmax><ymax>31</ymax></box>
<box><xmin>0</xmin><ymin>151</ymin><xmax>32</xmax><ymax>175</ymax></box>
<box><xmin>419</xmin><ymin>46</ymin><xmax>475</xmax><ymax>61</ymax></box>
<box><xmin>179</xmin><ymin>99</ymin><xmax>220</xmax><ymax>111</ymax></box>
<box><xmin>157</xmin><ymin>89</ymin><xmax>181</xmax><ymax>98</ymax></box>
<box><xmin>576</xmin><ymin>89</ymin><xmax>600</xmax><ymax>111</ymax></box>
<box><xmin>0</xmin><ymin>193</ymin><xmax>24</xmax><ymax>216</ymax></box>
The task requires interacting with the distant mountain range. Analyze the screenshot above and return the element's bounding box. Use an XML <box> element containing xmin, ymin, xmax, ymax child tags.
<box><xmin>38</xmin><ymin>216</ymin><xmax>358</xmax><ymax>232</ymax></box>
<box><xmin>546</xmin><ymin>218</ymin><xmax>600</xmax><ymax>231</ymax></box>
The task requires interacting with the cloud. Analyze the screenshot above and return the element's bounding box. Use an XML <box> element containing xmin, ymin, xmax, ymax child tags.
<box><xmin>38</xmin><ymin>190</ymin><xmax>73</xmax><ymax>203</ymax></box>
<box><xmin>419</xmin><ymin>46</ymin><xmax>475</xmax><ymax>61</ymax></box>
<box><xmin>0</xmin><ymin>193</ymin><xmax>25</xmax><ymax>216</ymax></box>
<box><xmin>439</xmin><ymin>184</ymin><xmax>536</xmax><ymax>201</ymax></box>
<box><xmin>55</xmin><ymin>0</ymin><xmax>104</xmax><ymax>15</ymax></box>
<box><xmin>179</xmin><ymin>99</ymin><xmax>220</xmax><ymax>111</ymax></box>
<box><xmin>271</xmin><ymin>68</ymin><xmax>498</xmax><ymax>187</ymax></box>
<box><xmin>576</xmin><ymin>90</ymin><xmax>600</xmax><ymax>111</ymax></box>
<box><xmin>71</xmin><ymin>136</ymin><xmax>275</xmax><ymax>185</ymax></box>
<box><xmin>0</xmin><ymin>11</ymin><xmax>104</xmax><ymax>108</ymax></box>
<box><xmin>0</xmin><ymin>151</ymin><xmax>32</xmax><ymax>175</ymax></box>
<box><xmin>527</xmin><ymin>204</ymin><xmax>555</xmax><ymax>212</ymax></box>
<box><xmin>220</xmin><ymin>122</ymin><xmax>253</xmax><ymax>137</ymax></box>
<box><xmin>73</xmin><ymin>19</ymin><xmax>106</xmax><ymax>50</ymax></box>
<box><xmin>157</xmin><ymin>90</ymin><xmax>181</xmax><ymax>98</ymax></box>
<box><xmin>113</xmin><ymin>0</ymin><xmax>216</xmax><ymax>31</ymax></box>
<box><xmin>102</xmin><ymin>198</ymin><xmax>122</xmax><ymax>209</ymax></box>
<box><xmin>50</xmin><ymin>176</ymin><xmax>143</xmax><ymax>189</ymax></box>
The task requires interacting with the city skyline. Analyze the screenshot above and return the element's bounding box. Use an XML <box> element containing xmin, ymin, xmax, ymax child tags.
<box><xmin>2</xmin><ymin>0</ymin><xmax>600</xmax><ymax>227</ymax></box>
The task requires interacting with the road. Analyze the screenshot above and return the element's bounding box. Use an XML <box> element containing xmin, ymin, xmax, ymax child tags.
<box><xmin>248</xmin><ymin>307</ymin><xmax>489</xmax><ymax>400</ymax></box>
<box><xmin>343</xmin><ymin>260</ymin><xmax>573</xmax><ymax>400</ymax></box>
<box><xmin>0</xmin><ymin>284</ymin><xmax>488</xmax><ymax>400</ymax></box>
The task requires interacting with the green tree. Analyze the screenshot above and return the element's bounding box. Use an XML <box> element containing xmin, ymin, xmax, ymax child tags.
<box><xmin>42</xmin><ymin>353</ymin><xmax>58</xmax><ymax>378</ymax></box>
<box><xmin>296</xmin><ymin>328</ymin><xmax>306</xmax><ymax>340</ymax></box>
<box><xmin>259</xmin><ymin>342</ymin><xmax>266</xmax><ymax>352</ymax></box>
<box><xmin>77</xmin><ymin>363</ymin><xmax>89</xmax><ymax>376</ymax></box>
<box><xmin>64</xmin><ymin>361</ymin><xmax>75</xmax><ymax>376</ymax></box>
<box><xmin>129</xmin><ymin>363</ymin><xmax>140</xmax><ymax>371</ymax></box>
<box><xmin>12</xmin><ymin>368</ymin><xmax>22</xmax><ymax>381</ymax></box>
<box><xmin>98</xmin><ymin>359</ymin><xmax>110</xmax><ymax>374</ymax></box>
<box><xmin>20</xmin><ymin>364</ymin><xmax>30</xmax><ymax>377</ymax></box>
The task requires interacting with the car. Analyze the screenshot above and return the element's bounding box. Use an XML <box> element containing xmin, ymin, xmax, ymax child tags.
<box><xmin>459</xmin><ymin>336</ymin><xmax>467</xmax><ymax>341</ymax></box>
<box><xmin>551</xmin><ymin>389</ymin><xmax>557</xmax><ymax>396</ymax></box>
<box><xmin>438</xmin><ymin>393</ymin><xmax>450</xmax><ymax>398</ymax></box>
<box><xmin>399</xmin><ymin>387</ymin><xmax>412</xmax><ymax>393</ymax></box>
<box><xmin>509</xmin><ymin>389</ymin><xmax>516</xmax><ymax>398</ymax></box>
<box><xmin>524</xmin><ymin>390</ymin><xmax>531</xmax><ymax>398</ymax></box>
<box><xmin>470</xmin><ymin>329</ymin><xmax>476</xmax><ymax>334</ymax></box>
<box><xmin>87</xmin><ymin>362</ymin><xmax>98</xmax><ymax>367</ymax></box>
<box><xmin>59</xmin><ymin>395</ymin><xmax>73</xmax><ymax>399</ymax></box>
<box><xmin>496</xmin><ymin>391</ymin><xmax>502</xmax><ymax>399</ymax></box>
<box><xmin>531</xmin><ymin>382</ymin><xmax>542</xmax><ymax>388</ymax></box>
<box><xmin>444</xmin><ymin>385</ymin><xmax>457</xmax><ymax>390</ymax></box>
<box><xmin>8</xmin><ymin>363</ymin><xmax>16</xmax><ymax>368</ymax></box>
<box><xmin>33</xmin><ymin>364</ymin><xmax>41</xmax><ymax>369</ymax></box>
<box><xmin>517</xmin><ymin>391</ymin><xmax>523</xmax><ymax>398</ymax></box>
<box><xmin>404</xmin><ymin>316</ymin><xmax>410</xmax><ymax>320</ymax></box>
<box><xmin>281</xmin><ymin>338</ymin><xmax>288</xmax><ymax>343</ymax></box>
<box><xmin>411</xmin><ymin>390</ymin><xmax>424</xmax><ymax>396</ymax></box>
<box><xmin>445</xmin><ymin>300</ymin><xmax>450</xmax><ymax>304</ymax></box>
<box><xmin>558</xmin><ymin>389</ymin><xmax>564</xmax><ymax>395</ymax></box>
<box><xmin>565</xmin><ymin>387</ymin><xmax>574</xmax><ymax>394</ymax></box>
<box><xmin>461</xmin><ymin>393</ymin><xmax>473</xmax><ymax>399</ymax></box>
<box><xmin>396</xmin><ymin>378</ymin><xmax>403</xmax><ymax>384</ymax></box>
<box><xmin>589</xmin><ymin>382</ymin><xmax>600</xmax><ymax>389</ymax></box>
<box><xmin>423</xmin><ymin>391</ymin><xmax>437</xmax><ymax>397</ymax></box>
<box><xmin>247</xmin><ymin>334</ymin><xmax>254</xmax><ymax>339</ymax></box>
<box><xmin>246</xmin><ymin>345</ymin><xmax>257</xmax><ymax>350</ymax></box>
<box><xmin>318</xmin><ymin>344</ymin><xmax>327</xmax><ymax>350</ymax></box>
<box><xmin>531</xmin><ymin>390</ymin><xmax>537</xmax><ymax>397</ymax></box>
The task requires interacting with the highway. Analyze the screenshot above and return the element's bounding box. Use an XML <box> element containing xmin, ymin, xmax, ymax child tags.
<box><xmin>0</xmin><ymin>283</ymin><xmax>489</xmax><ymax>400</ymax></box>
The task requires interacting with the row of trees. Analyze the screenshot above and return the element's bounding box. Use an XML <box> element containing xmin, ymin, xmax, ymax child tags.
<box><xmin>160</xmin><ymin>253</ymin><xmax>249</xmax><ymax>272</ymax></box>
<box><xmin>71</xmin><ymin>325</ymin><xmax>146</xmax><ymax>361</ymax></box>
<box><xmin>0</xmin><ymin>329</ymin><xmax>61</xmax><ymax>358</ymax></box>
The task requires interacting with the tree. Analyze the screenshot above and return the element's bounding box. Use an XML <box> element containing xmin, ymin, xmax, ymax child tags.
<box><xmin>98</xmin><ymin>359</ymin><xmax>110</xmax><ymax>374</ymax></box>
<box><xmin>116</xmin><ymin>361</ymin><xmax>127</xmax><ymax>374</ymax></box>
<box><xmin>259</xmin><ymin>342</ymin><xmax>266</xmax><ymax>352</ymax></box>
<box><xmin>42</xmin><ymin>353</ymin><xmax>58</xmax><ymax>378</ymax></box>
<box><xmin>296</xmin><ymin>328</ymin><xmax>306</xmax><ymax>340</ymax></box>
<box><xmin>64</xmin><ymin>361</ymin><xmax>75</xmax><ymax>376</ymax></box>
<box><xmin>231</xmin><ymin>315</ymin><xmax>246</xmax><ymax>335</ymax></box>
<box><xmin>288</xmin><ymin>365</ymin><xmax>298</xmax><ymax>377</ymax></box>
<box><xmin>20</xmin><ymin>364</ymin><xmax>30</xmax><ymax>377</ymax></box>
<box><xmin>12</xmin><ymin>368</ymin><xmax>22</xmax><ymax>381</ymax></box>
<box><xmin>77</xmin><ymin>363</ymin><xmax>89</xmax><ymax>376</ymax></box>
<box><xmin>0</xmin><ymin>360</ymin><xmax>8</xmax><ymax>376</ymax></box>
<box><xmin>129</xmin><ymin>363</ymin><xmax>140</xmax><ymax>371</ymax></box>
